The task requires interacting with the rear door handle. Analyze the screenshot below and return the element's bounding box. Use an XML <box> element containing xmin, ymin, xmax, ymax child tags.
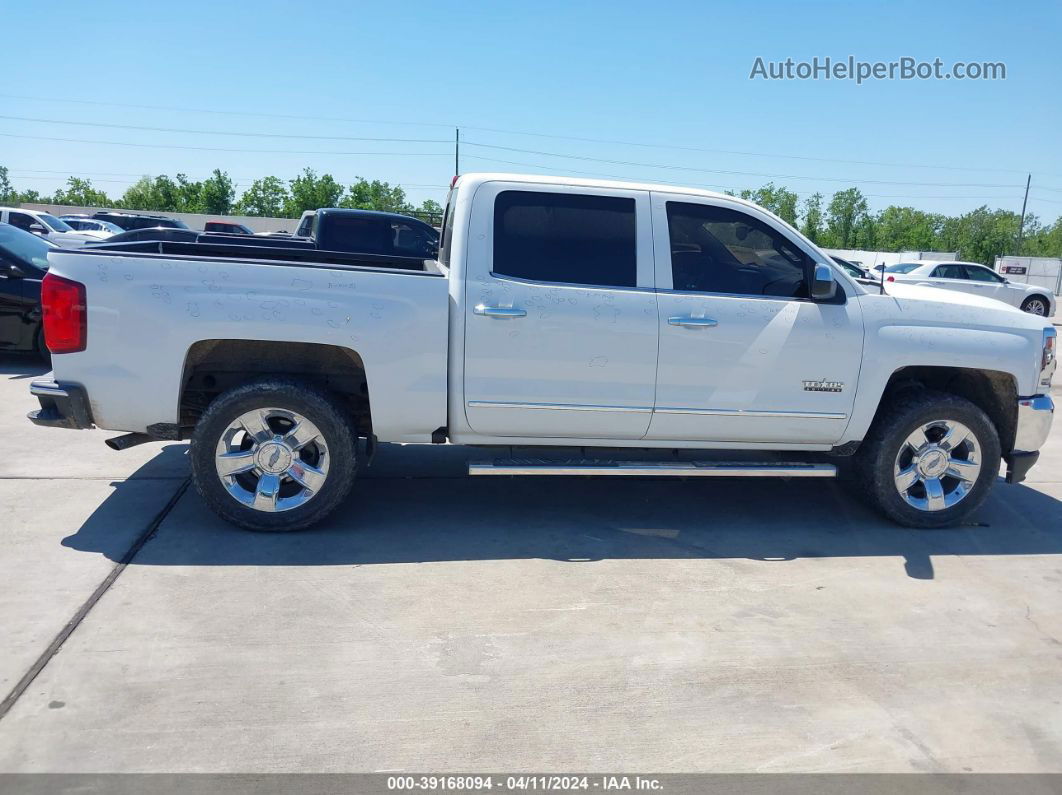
<box><xmin>668</xmin><ymin>316</ymin><xmax>718</xmax><ymax>328</ymax></box>
<box><xmin>474</xmin><ymin>304</ymin><xmax>527</xmax><ymax>319</ymax></box>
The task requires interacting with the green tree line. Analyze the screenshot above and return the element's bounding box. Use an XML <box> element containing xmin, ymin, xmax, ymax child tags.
<box><xmin>0</xmin><ymin>166</ymin><xmax>444</xmax><ymax>223</ymax></box>
<box><xmin>2</xmin><ymin>165</ymin><xmax>1060</xmax><ymax>266</ymax></box>
<box><xmin>736</xmin><ymin>183</ymin><xmax>1062</xmax><ymax>266</ymax></box>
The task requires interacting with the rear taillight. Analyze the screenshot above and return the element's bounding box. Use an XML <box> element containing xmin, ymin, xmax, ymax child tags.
<box><xmin>41</xmin><ymin>273</ymin><xmax>87</xmax><ymax>353</ymax></box>
<box><xmin>886</xmin><ymin>276</ymin><xmax>895</xmax><ymax>282</ymax></box>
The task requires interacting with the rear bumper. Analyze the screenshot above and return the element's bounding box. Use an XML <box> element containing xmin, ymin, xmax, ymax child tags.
<box><xmin>1005</xmin><ymin>394</ymin><xmax>1054</xmax><ymax>483</ymax></box>
<box><xmin>27</xmin><ymin>378</ymin><xmax>94</xmax><ymax>430</ymax></box>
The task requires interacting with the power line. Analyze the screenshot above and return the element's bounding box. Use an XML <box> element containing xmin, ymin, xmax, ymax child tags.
<box><xmin>464</xmin><ymin>125</ymin><xmax>1031</xmax><ymax>175</ymax></box>
<box><xmin>0</xmin><ymin>93</ymin><xmax>457</xmax><ymax>130</ymax></box>
<box><xmin>0</xmin><ymin>114</ymin><xmax>449</xmax><ymax>144</ymax></box>
<box><xmin>7</xmin><ymin>168</ymin><xmax>447</xmax><ymax>188</ymax></box>
<box><xmin>0</xmin><ymin>132</ymin><xmax>450</xmax><ymax>157</ymax></box>
<box><xmin>463</xmin><ymin>141</ymin><xmax>1026</xmax><ymax>189</ymax></box>
<box><xmin>0</xmin><ymin>93</ymin><xmax>1035</xmax><ymax>176</ymax></box>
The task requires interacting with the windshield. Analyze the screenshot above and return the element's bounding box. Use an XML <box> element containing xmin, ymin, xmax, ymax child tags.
<box><xmin>0</xmin><ymin>223</ymin><xmax>55</xmax><ymax>269</ymax></box>
<box><xmin>38</xmin><ymin>213</ymin><xmax>74</xmax><ymax>233</ymax></box>
<box><xmin>885</xmin><ymin>262</ymin><xmax>923</xmax><ymax>274</ymax></box>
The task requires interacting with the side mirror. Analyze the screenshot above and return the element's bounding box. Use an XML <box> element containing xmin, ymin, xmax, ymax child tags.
<box><xmin>811</xmin><ymin>263</ymin><xmax>837</xmax><ymax>300</ymax></box>
<box><xmin>28</xmin><ymin>223</ymin><xmax>47</xmax><ymax>235</ymax></box>
<box><xmin>1</xmin><ymin>261</ymin><xmax>26</xmax><ymax>278</ymax></box>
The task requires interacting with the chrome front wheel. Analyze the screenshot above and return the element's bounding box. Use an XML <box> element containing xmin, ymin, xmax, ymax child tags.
<box><xmin>215</xmin><ymin>407</ymin><xmax>330</xmax><ymax>512</ymax></box>
<box><xmin>892</xmin><ymin>419</ymin><xmax>981</xmax><ymax>512</ymax></box>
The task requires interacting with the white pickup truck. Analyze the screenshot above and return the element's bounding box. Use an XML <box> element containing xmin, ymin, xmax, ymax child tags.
<box><xmin>28</xmin><ymin>173</ymin><xmax>1056</xmax><ymax>531</ymax></box>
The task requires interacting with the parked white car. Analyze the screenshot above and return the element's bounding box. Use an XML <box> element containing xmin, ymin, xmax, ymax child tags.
<box><xmin>58</xmin><ymin>215</ymin><xmax>123</xmax><ymax>236</ymax></box>
<box><xmin>884</xmin><ymin>260</ymin><xmax>1056</xmax><ymax>317</ymax></box>
<box><xmin>0</xmin><ymin>208</ymin><xmax>111</xmax><ymax>246</ymax></box>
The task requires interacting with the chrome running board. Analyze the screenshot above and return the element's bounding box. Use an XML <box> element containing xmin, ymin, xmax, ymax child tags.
<box><xmin>468</xmin><ymin>460</ymin><xmax>836</xmax><ymax>477</ymax></box>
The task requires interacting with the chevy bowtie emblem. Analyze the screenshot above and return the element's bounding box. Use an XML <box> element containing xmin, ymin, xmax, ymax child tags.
<box><xmin>803</xmin><ymin>378</ymin><xmax>844</xmax><ymax>393</ymax></box>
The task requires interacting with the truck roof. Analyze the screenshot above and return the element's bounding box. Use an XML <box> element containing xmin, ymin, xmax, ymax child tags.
<box><xmin>453</xmin><ymin>172</ymin><xmax>758</xmax><ymax>209</ymax></box>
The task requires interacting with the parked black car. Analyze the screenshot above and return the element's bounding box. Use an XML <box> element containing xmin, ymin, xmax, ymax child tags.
<box><xmin>204</xmin><ymin>220</ymin><xmax>254</xmax><ymax>234</ymax></box>
<box><xmin>91</xmin><ymin>211</ymin><xmax>189</xmax><ymax>231</ymax></box>
<box><xmin>0</xmin><ymin>223</ymin><xmax>55</xmax><ymax>359</ymax></box>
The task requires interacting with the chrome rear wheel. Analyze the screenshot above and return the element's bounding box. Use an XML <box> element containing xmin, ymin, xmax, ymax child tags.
<box><xmin>214</xmin><ymin>407</ymin><xmax>330</xmax><ymax>513</ymax></box>
<box><xmin>1022</xmin><ymin>297</ymin><xmax>1049</xmax><ymax>316</ymax></box>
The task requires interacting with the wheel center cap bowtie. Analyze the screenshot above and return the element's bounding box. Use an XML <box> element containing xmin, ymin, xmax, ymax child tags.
<box><xmin>917</xmin><ymin>448</ymin><xmax>949</xmax><ymax>479</ymax></box>
<box><xmin>255</xmin><ymin>440</ymin><xmax>293</xmax><ymax>474</ymax></box>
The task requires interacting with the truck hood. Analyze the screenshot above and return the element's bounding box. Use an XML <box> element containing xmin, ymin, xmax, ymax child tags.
<box><xmin>880</xmin><ymin>280</ymin><xmax>1050</xmax><ymax>331</ymax></box>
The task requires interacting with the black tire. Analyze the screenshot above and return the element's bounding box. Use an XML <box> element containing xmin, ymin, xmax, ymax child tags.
<box><xmin>34</xmin><ymin>325</ymin><xmax>50</xmax><ymax>365</ymax></box>
<box><xmin>1020</xmin><ymin>295</ymin><xmax>1051</xmax><ymax>316</ymax></box>
<box><xmin>855</xmin><ymin>389</ymin><xmax>1001</xmax><ymax>529</ymax></box>
<box><xmin>190</xmin><ymin>378</ymin><xmax>357</xmax><ymax>532</ymax></box>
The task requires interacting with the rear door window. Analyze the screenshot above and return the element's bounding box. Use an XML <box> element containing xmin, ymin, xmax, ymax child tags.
<box><xmin>324</xmin><ymin>216</ymin><xmax>393</xmax><ymax>254</ymax></box>
<box><xmin>492</xmin><ymin>190</ymin><xmax>636</xmax><ymax>288</ymax></box>
<box><xmin>933</xmin><ymin>264</ymin><xmax>967</xmax><ymax>279</ymax></box>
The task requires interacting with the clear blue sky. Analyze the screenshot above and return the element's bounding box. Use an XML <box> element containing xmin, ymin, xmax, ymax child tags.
<box><xmin>4</xmin><ymin>0</ymin><xmax>1061</xmax><ymax>219</ymax></box>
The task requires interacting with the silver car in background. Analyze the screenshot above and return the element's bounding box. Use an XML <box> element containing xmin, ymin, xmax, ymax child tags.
<box><xmin>58</xmin><ymin>216</ymin><xmax>123</xmax><ymax>236</ymax></box>
<box><xmin>883</xmin><ymin>260</ymin><xmax>1056</xmax><ymax>316</ymax></box>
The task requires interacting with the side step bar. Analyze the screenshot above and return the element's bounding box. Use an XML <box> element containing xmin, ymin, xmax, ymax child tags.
<box><xmin>468</xmin><ymin>460</ymin><xmax>836</xmax><ymax>478</ymax></box>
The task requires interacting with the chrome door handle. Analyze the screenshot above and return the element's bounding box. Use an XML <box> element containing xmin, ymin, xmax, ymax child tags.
<box><xmin>668</xmin><ymin>316</ymin><xmax>718</xmax><ymax>328</ymax></box>
<box><xmin>474</xmin><ymin>304</ymin><xmax>527</xmax><ymax>319</ymax></box>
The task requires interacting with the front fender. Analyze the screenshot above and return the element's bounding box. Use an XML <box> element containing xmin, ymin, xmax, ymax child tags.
<box><xmin>841</xmin><ymin>322</ymin><xmax>1039</xmax><ymax>445</ymax></box>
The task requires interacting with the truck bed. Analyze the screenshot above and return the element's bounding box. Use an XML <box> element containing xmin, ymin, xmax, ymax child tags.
<box><xmin>43</xmin><ymin>245</ymin><xmax>450</xmax><ymax>443</ymax></box>
<box><xmin>83</xmin><ymin>239</ymin><xmax>442</xmax><ymax>273</ymax></box>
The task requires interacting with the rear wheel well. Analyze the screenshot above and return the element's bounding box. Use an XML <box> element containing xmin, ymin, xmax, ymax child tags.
<box><xmin>875</xmin><ymin>366</ymin><xmax>1017</xmax><ymax>454</ymax></box>
<box><xmin>179</xmin><ymin>340</ymin><xmax>370</xmax><ymax>439</ymax></box>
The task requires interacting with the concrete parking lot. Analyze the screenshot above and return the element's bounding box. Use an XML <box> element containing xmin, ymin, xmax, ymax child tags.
<box><xmin>0</xmin><ymin>350</ymin><xmax>1060</xmax><ymax>773</ymax></box>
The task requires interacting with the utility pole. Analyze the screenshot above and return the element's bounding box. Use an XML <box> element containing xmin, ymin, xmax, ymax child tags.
<box><xmin>455</xmin><ymin>128</ymin><xmax>460</xmax><ymax>177</ymax></box>
<box><xmin>1016</xmin><ymin>173</ymin><xmax>1031</xmax><ymax>254</ymax></box>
